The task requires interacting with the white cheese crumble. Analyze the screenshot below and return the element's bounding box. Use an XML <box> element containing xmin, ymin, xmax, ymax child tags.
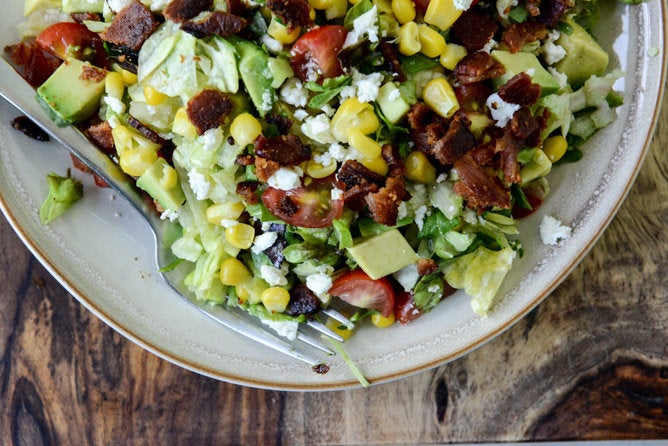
<box><xmin>261</xmin><ymin>319</ymin><xmax>299</xmax><ymax>340</ymax></box>
<box><xmin>251</xmin><ymin>231</ymin><xmax>278</xmax><ymax>254</ymax></box>
<box><xmin>328</xmin><ymin>143</ymin><xmax>348</xmax><ymax>162</ymax></box>
<box><xmin>343</xmin><ymin>5</ymin><xmax>379</xmax><ymax>48</ymax></box>
<box><xmin>200</xmin><ymin>127</ymin><xmax>223</xmax><ymax>151</ymax></box>
<box><xmin>260</xmin><ymin>264</ymin><xmax>288</xmax><ymax>286</ymax></box>
<box><xmin>280</xmin><ymin>78</ymin><xmax>308</xmax><ymax>107</ymax></box>
<box><xmin>540</xmin><ymin>215</ymin><xmax>572</xmax><ymax>245</ymax></box>
<box><xmin>481</xmin><ymin>39</ymin><xmax>498</xmax><ymax>54</ymax></box>
<box><xmin>104</xmin><ymin>97</ymin><xmax>125</xmax><ymax>114</ymax></box>
<box><xmin>314</xmin><ymin>152</ymin><xmax>334</xmax><ymax>167</ymax></box>
<box><xmin>486</xmin><ymin>93</ymin><xmax>521</xmax><ymax>128</ymax></box>
<box><xmin>454</xmin><ymin>0</ymin><xmax>475</xmax><ymax>10</ymax></box>
<box><xmin>549</xmin><ymin>67</ymin><xmax>568</xmax><ymax>89</ymax></box>
<box><xmin>496</xmin><ymin>0</ymin><xmax>518</xmax><ymax>18</ymax></box>
<box><xmin>293</xmin><ymin>109</ymin><xmax>309</xmax><ymax>121</ymax></box>
<box><xmin>414</xmin><ymin>205</ymin><xmax>428</xmax><ymax>231</ymax></box>
<box><xmin>260</xmin><ymin>34</ymin><xmax>283</xmax><ymax>53</ymax></box>
<box><xmin>393</xmin><ymin>263</ymin><xmax>419</xmax><ymax>291</ymax></box>
<box><xmin>107</xmin><ymin>0</ymin><xmax>132</xmax><ymax>12</ymax></box>
<box><xmin>160</xmin><ymin>209</ymin><xmax>179</xmax><ymax>222</ymax></box>
<box><xmin>340</xmin><ymin>69</ymin><xmax>383</xmax><ymax>103</ymax></box>
<box><xmin>306</xmin><ymin>272</ymin><xmax>333</xmax><ymax>297</ymax></box>
<box><xmin>330</xmin><ymin>187</ymin><xmax>344</xmax><ymax>201</ymax></box>
<box><xmin>188</xmin><ymin>169</ymin><xmax>210</xmax><ymax>201</ymax></box>
<box><xmin>543</xmin><ymin>30</ymin><xmax>566</xmax><ymax>65</ymax></box>
<box><xmin>267</xmin><ymin>166</ymin><xmax>303</xmax><ymax>191</ymax></box>
<box><xmin>301</xmin><ymin>114</ymin><xmax>337</xmax><ymax>144</ymax></box>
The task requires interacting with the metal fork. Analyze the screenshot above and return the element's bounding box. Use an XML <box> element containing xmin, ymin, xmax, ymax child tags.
<box><xmin>0</xmin><ymin>56</ymin><xmax>351</xmax><ymax>368</ymax></box>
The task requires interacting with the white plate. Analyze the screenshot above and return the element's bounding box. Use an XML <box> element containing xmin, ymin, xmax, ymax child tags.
<box><xmin>0</xmin><ymin>1</ymin><xmax>665</xmax><ymax>390</ymax></box>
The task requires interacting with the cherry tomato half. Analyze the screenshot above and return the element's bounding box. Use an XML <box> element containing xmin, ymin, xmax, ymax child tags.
<box><xmin>329</xmin><ymin>270</ymin><xmax>395</xmax><ymax>317</ymax></box>
<box><xmin>36</xmin><ymin>22</ymin><xmax>107</xmax><ymax>68</ymax></box>
<box><xmin>289</xmin><ymin>25</ymin><xmax>347</xmax><ymax>82</ymax></box>
<box><xmin>261</xmin><ymin>179</ymin><xmax>344</xmax><ymax>228</ymax></box>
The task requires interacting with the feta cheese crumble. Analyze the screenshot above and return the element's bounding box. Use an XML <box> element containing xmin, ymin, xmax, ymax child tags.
<box><xmin>251</xmin><ymin>231</ymin><xmax>278</xmax><ymax>254</ymax></box>
<box><xmin>267</xmin><ymin>166</ymin><xmax>303</xmax><ymax>191</ymax></box>
<box><xmin>188</xmin><ymin>169</ymin><xmax>210</xmax><ymax>200</ymax></box>
<box><xmin>260</xmin><ymin>264</ymin><xmax>288</xmax><ymax>286</ymax></box>
<box><xmin>305</xmin><ymin>272</ymin><xmax>333</xmax><ymax>297</ymax></box>
<box><xmin>343</xmin><ymin>5</ymin><xmax>379</xmax><ymax>48</ymax></box>
<box><xmin>280</xmin><ymin>78</ymin><xmax>308</xmax><ymax>107</ymax></box>
<box><xmin>261</xmin><ymin>319</ymin><xmax>299</xmax><ymax>340</ymax></box>
<box><xmin>540</xmin><ymin>215</ymin><xmax>572</xmax><ymax>245</ymax></box>
<box><xmin>486</xmin><ymin>93</ymin><xmax>521</xmax><ymax>128</ymax></box>
<box><xmin>454</xmin><ymin>0</ymin><xmax>475</xmax><ymax>10</ymax></box>
<box><xmin>543</xmin><ymin>31</ymin><xmax>566</xmax><ymax>65</ymax></box>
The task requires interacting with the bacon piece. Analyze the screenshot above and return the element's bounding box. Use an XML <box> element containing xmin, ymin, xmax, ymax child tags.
<box><xmin>181</xmin><ymin>11</ymin><xmax>247</xmax><ymax>38</ymax></box>
<box><xmin>497</xmin><ymin>72</ymin><xmax>541</xmax><ymax>106</ymax></box>
<box><xmin>336</xmin><ymin>160</ymin><xmax>385</xmax><ymax>190</ymax></box>
<box><xmin>266</xmin><ymin>0</ymin><xmax>313</xmax><ymax>30</ymax></box>
<box><xmin>379</xmin><ymin>40</ymin><xmax>406</xmax><ymax>82</ymax></box>
<box><xmin>509</xmin><ymin>107</ymin><xmax>539</xmax><ymax>141</ymax></box>
<box><xmin>287</xmin><ymin>284</ymin><xmax>321</xmax><ymax>316</ymax></box>
<box><xmin>538</xmin><ymin>0</ymin><xmax>570</xmax><ymax>27</ymax></box>
<box><xmin>431</xmin><ymin>112</ymin><xmax>476</xmax><ymax>166</ymax></box>
<box><xmin>416</xmin><ymin>258</ymin><xmax>439</xmax><ymax>276</ymax></box>
<box><xmin>254</xmin><ymin>156</ymin><xmax>280</xmax><ymax>182</ymax></box>
<box><xmin>455</xmin><ymin>52</ymin><xmax>506</xmax><ymax>85</ymax></box>
<box><xmin>4</xmin><ymin>41</ymin><xmax>62</xmax><ymax>87</ymax></box>
<box><xmin>381</xmin><ymin>144</ymin><xmax>405</xmax><ymax>176</ymax></box>
<box><xmin>102</xmin><ymin>1</ymin><xmax>159</xmax><ymax>51</ymax></box>
<box><xmin>451</xmin><ymin>9</ymin><xmax>499</xmax><ymax>52</ymax></box>
<box><xmin>500</xmin><ymin>144</ymin><xmax>521</xmax><ymax>184</ymax></box>
<box><xmin>365</xmin><ymin>176</ymin><xmax>409</xmax><ymax>226</ymax></box>
<box><xmin>164</xmin><ymin>0</ymin><xmax>213</xmax><ymax>23</ymax></box>
<box><xmin>469</xmin><ymin>140</ymin><xmax>497</xmax><ymax>166</ymax></box>
<box><xmin>254</xmin><ymin>134</ymin><xmax>311</xmax><ymax>166</ymax></box>
<box><xmin>84</xmin><ymin>121</ymin><xmax>115</xmax><ymax>154</ymax></box>
<box><xmin>186</xmin><ymin>89</ymin><xmax>233</xmax><ymax>135</ymax></box>
<box><xmin>225</xmin><ymin>0</ymin><xmax>246</xmax><ymax>16</ymax></box>
<box><xmin>502</xmin><ymin>21</ymin><xmax>548</xmax><ymax>53</ymax></box>
<box><xmin>453</xmin><ymin>153</ymin><xmax>511</xmax><ymax>212</ymax></box>
<box><xmin>71</xmin><ymin>12</ymin><xmax>102</xmax><ymax>22</ymax></box>
<box><xmin>265</xmin><ymin>114</ymin><xmax>293</xmax><ymax>135</ymax></box>
<box><xmin>525</xmin><ymin>0</ymin><xmax>541</xmax><ymax>16</ymax></box>
<box><xmin>236</xmin><ymin>181</ymin><xmax>260</xmax><ymax>204</ymax></box>
<box><xmin>235</xmin><ymin>154</ymin><xmax>255</xmax><ymax>166</ymax></box>
<box><xmin>79</xmin><ymin>65</ymin><xmax>107</xmax><ymax>83</ymax></box>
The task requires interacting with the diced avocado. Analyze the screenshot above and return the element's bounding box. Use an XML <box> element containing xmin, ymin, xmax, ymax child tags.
<box><xmin>268</xmin><ymin>57</ymin><xmax>294</xmax><ymax>89</ymax></box>
<box><xmin>554</xmin><ymin>17</ymin><xmax>609</xmax><ymax>89</ymax></box>
<box><xmin>347</xmin><ymin>228</ymin><xmax>420</xmax><ymax>280</ymax></box>
<box><xmin>24</xmin><ymin>0</ymin><xmax>60</xmax><ymax>16</ymax></box>
<box><xmin>37</xmin><ymin>58</ymin><xmax>107</xmax><ymax>127</ymax></box>
<box><xmin>234</xmin><ymin>39</ymin><xmax>275</xmax><ymax>116</ymax></box>
<box><xmin>520</xmin><ymin>149</ymin><xmax>552</xmax><ymax>186</ymax></box>
<box><xmin>491</xmin><ymin>50</ymin><xmax>560</xmax><ymax>97</ymax></box>
<box><xmin>63</xmin><ymin>0</ymin><xmax>104</xmax><ymax>14</ymax></box>
<box><xmin>136</xmin><ymin>158</ymin><xmax>186</xmax><ymax>211</ymax></box>
<box><xmin>377</xmin><ymin>82</ymin><xmax>411</xmax><ymax>124</ymax></box>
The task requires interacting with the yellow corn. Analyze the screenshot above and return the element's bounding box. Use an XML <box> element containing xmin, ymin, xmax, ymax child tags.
<box><xmin>391</xmin><ymin>0</ymin><xmax>415</xmax><ymax>24</ymax></box>
<box><xmin>268</xmin><ymin>17</ymin><xmax>300</xmax><ymax>44</ymax></box>
<box><xmin>419</xmin><ymin>24</ymin><xmax>446</xmax><ymax>58</ymax></box>
<box><xmin>225</xmin><ymin>223</ymin><xmax>256</xmax><ymax>249</ymax></box>
<box><xmin>309</xmin><ymin>0</ymin><xmax>334</xmax><ymax>9</ymax></box>
<box><xmin>236</xmin><ymin>277</ymin><xmax>267</xmax><ymax>305</ymax></box>
<box><xmin>440</xmin><ymin>43</ymin><xmax>467</xmax><ymax>70</ymax></box>
<box><xmin>120</xmin><ymin>69</ymin><xmax>138</xmax><ymax>86</ymax></box>
<box><xmin>424</xmin><ymin>0</ymin><xmax>462</xmax><ymax>31</ymax></box>
<box><xmin>158</xmin><ymin>163</ymin><xmax>179</xmax><ymax>190</ymax></box>
<box><xmin>405</xmin><ymin>150</ymin><xmax>437</xmax><ymax>184</ymax></box>
<box><xmin>111</xmin><ymin>125</ymin><xmax>133</xmax><ymax>154</ymax></box>
<box><xmin>105</xmin><ymin>71</ymin><xmax>124</xmax><ymax>100</ymax></box>
<box><xmin>172</xmin><ymin>107</ymin><xmax>199</xmax><ymax>140</ymax></box>
<box><xmin>326</xmin><ymin>316</ymin><xmax>354</xmax><ymax>340</ymax></box>
<box><xmin>398</xmin><ymin>21</ymin><xmax>421</xmax><ymax>56</ymax></box>
<box><xmin>542</xmin><ymin>135</ymin><xmax>568</xmax><ymax>163</ymax></box>
<box><xmin>423</xmin><ymin>77</ymin><xmax>460</xmax><ymax>119</ymax></box>
<box><xmin>144</xmin><ymin>85</ymin><xmax>169</xmax><ymax>106</ymax></box>
<box><xmin>360</xmin><ymin>156</ymin><xmax>389</xmax><ymax>176</ymax></box>
<box><xmin>306</xmin><ymin>159</ymin><xmax>337</xmax><ymax>179</ymax></box>
<box><xmin>348</xmin><ymin>128</ymin><xmax>382</xmax><ymax>160</ymax></box>
<box><xmin>331</xmin><ymin>98</ymin><xmax>380</xmax><ymax>143</ymax></box>
<box><xmin>219</xmin><ymin>257</ymin><xmax>252</xmax><ymax>286</ymax></box>
<box><xmin>261</xmin><ymin>287</ymin><xmax>291</xmax><ymax>313</ymax></box>
<box><xmin>119</xmin><ymin>146</ymin><xmax>158</xmax><ymax>177</ymax></box>
<box><xmin>371</xmin><ymin>312</ymin><xmax>395</xmax><ymax>328</ymax></box>
<box><xmin>206</xmin><ymin>201</ymin><xmax>245</xmax><ymax>225</ymax></box>
<box><xmin>325</xmin><ymin>0</ymin><xmax>348</xmax><ymax>19</ymax></box>
<box><xmin>230</xmin><ymin>113</ymin><xmax>263</xmax><ymax>147</ymax></box>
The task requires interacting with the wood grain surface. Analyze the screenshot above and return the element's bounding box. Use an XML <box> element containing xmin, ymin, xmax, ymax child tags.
<box><xmin>0</xmin><ymin>87</ymin><xmax>666</xmax><ymax>446</ymax></box>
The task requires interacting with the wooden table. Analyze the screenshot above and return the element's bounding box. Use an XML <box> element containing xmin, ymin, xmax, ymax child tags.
<box><xmin>1</xmin><ymin>86</ymin><xmax>666</xmax><ymax>445</ymax></box>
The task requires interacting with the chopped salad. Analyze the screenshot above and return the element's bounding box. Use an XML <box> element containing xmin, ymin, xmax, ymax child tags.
<box><xmin>7</xmin><ymin>0</ymin><xmax>633</xmax><ymax>365</ymax></box>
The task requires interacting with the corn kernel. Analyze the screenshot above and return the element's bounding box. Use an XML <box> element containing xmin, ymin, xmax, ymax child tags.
<box><xmin>542</xmin><ymin>135</ymin><xmax>568</xmax><ymax>163</ymax></box>
<box><xmin>391</xmin><ymin>0</ymin><xmax>415</xmax><ymax>24</ymax></box>
<box><xmin>172</xmin><ymin>107</ymin><xmax>199</xmax><ymax>140</ymax></box>
<box><xmin>111</xmin><ymin>125</ymin><xmax>133</xmax><ymax>154</ymax></box>
<box><xmin>371</xmin><ymin>312</ymin><xmax>395</xmax><ymax>328</ymax></box>
<box><xmin>206</xmin><ymin>201</ymin><xmax>245</xmax><ymax>225</ymax></box>
<box><xmin>309</xmin><ymin>0</ymin><xmax>333</xmax><ymax>9</ymax></box>
<box><xmin>105</xmin><ymin>71</ymin><xmax>124</xmax><ymax>100</ymax></box>
<box><xmin>418</xmin><ymin>24</ymin><xmax>446</xmax><ymax>58</ymax></box>
<box><xmin>326</xmin><ymin>316</ymin><xmax>354</xmax><ymax>340</ymax></box>
<box><xmin>267</xmin><ymin>17</ymin><xmax>301</xmax><ymax>44</ymax></box>
<box><xmin>144</xmin><ymin>85</ymin><xmax>168</xmax><ymax>106</ymax></box>
<box><xmin>225</xmin><ymin>223</ymin><xmax>256</xmax><ymax>249</ymax></box>
<box><xmin>439</xmin><ymin>43</ymin><xmax>467</xmax><ymax>70</ymax></box>
<box><xmin>230</xmin><ymin>113</ymin><xmax>263</xmax><ymax>147</ymax></box>
<box><xmin>424</xmin><ymin>0</ymin><xmax>462</xmax><ymax>31</ymax></box>
<box><xmin>325</xmin><ymin>0</ymin><xmax>347</xmax><ymax>18</ymax></box>
<box><xmin>398</xmin><ymin>21</ymin><xmax>421</xmax><ymax>56</ymax></box>
<box><xmin>306</xmin><ymin>158</ymin><xmax>337</xmax><ymax>179</ymax></box>
<box><xmin>360</xmin><ymin>156</ymin><xmax>389</xmax><ymax>176</ymax></box>
<box><xmin>120</xmin><ymin>69</ymin><xmax>138</xmax><ymax>85</ymax></box>
<box><xmin>219</xmin><ymin>257</ymin><xmax>252</xmax><ymax>286</ymax></box>
<box><xmin>119</xmin><ymin>147</ymin><xmax>158</xmax><ymax>177</ymax></box>
<box><xmin>348</xmin><ymin>128</ymin><xmax>382</xmax><ymax>160</ymax></box>
<box><xmin>236</xmin><ymin>277</ymin><xmax>267</xmax><ymax>304</ymax></box>
<box><xmin>405</xmin><ymin>150</ymin><xmax>437</xmax><ymax>184</ymax></box>
<box><xmin>331</xmin><ymin>98</ymin><xmax>380</xmax><ymax>143</ymax></box>
<box><xmin>158</xmin><ymin>163</ymin><xmax>178</xmax><ymax>189</ymax></box>
<box><xmin>261</xmin><ymin>286</ymin><xmax>291</xmax><ymax>313</ymax></box>
<box><xmin>423</xmin><ymin>77</ymin><xmax>460</xmax><ymax>119</ymax></box>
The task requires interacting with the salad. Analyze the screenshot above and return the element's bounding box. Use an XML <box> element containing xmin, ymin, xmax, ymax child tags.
<box><xmin>6</xmin><ymin>0</ymin><xmax>632</xmax><ymax>366</ymax></box>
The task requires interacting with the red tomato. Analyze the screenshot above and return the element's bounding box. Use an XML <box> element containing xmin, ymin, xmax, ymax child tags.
<box><xmin>289</xmin><ymin>25</ymin><xmax>347</xmax><ymax>82</ymax></box>
<box><xmin>328</xmin><ymin>270</ymin><xmax>395</xmax><ymax>317</ymax></box>
<box><xmin>261</xmin><ymin>179</ymin><xmax>344</xmax><ymax>228</ymax></box>
<box><xmin>393</xmin><ymin>291</ymin><xmax>422</xmax><ymax>324</ymax></box>
<box><xmin>36</xmin><ymin>22</ymin><xmax>107</xmax><ymax>68</ymax></box>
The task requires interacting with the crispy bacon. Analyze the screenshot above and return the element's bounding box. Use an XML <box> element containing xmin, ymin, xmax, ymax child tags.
<box><xmin>71</xmin><ymin>12</ymin><xmax>102</xmax><ymax>22</ymax></box>
<box><xmin>509</xmin><ymin>107</ymin><xmax>539</xmax><ymax>141</ymax></box>
<box><xmin>500</xmin><ymin>144</ymin><xmax>521</xmax><ymax>184</ymax></box>
<box><xmin>538</xmin><ymin>0</ymin><xmax>571</xmax><ymax>27</ymax></box>
<box><xmin>502</xmin><ymin>21</ymin><xmax>548</xmax><ymax>53</ymax></box>
<box><xmin>84</xmin><ymin>121</ymin><xmax>115</xmax><ymax>154</ymax></box>
<box><xmin>408</xmin><ymin>106</ymin><xmax>475</xmax><ymax>167</ymax></box>
<box><xmin>265</xmin><ymin>114</ymin><xmax>294</xmax><ymax>135</ymax></box>
<box><xmin>453</xmin><ymin>153</ymin><xmax>511</xmax><ymax>212</ymax></box>
<box><xmin>525</xmin><ymin>0</ymin><xmax>541</xmax><ymax>17</ymax></box>
<box><xmin>181</xmin><ymin>11</ymin><xmax>247</xmax><ymax>38</ymax></box>
<box><xmin>101</xmin><ymin>0</ymin><xmax>159</xmax><ymax>51</ymax></box>
<box><xmin>254</xmin><ymin>156</ymin><xmax>280</xmax><ymax>182</ymax></box>
<box><xmin>4</xmin><ymin>41</ymin><xmax>62</xmax><ymax>87</ymax></box>
<box><xmin>164</xmin><ymin>0</ymin><xmax>213</xmax><ymax>23</ymax></box>
<box><xmin>451</xmin><ymin>9</ymin><xmax>499</xmax><ymax>52</ymax></box>
<box><xmin>365</xmin><ymin>176</ymin><xmax>409</xmax><ymax>226</ymax></box>
<box><xmin>254</xmin><ymin>134</ymin><xmax>311</xmax><ymax>166</ymax></box>
<box><xmin>379</xmin><ymin>40</ymin><xmax>406</xmax><ymax>82</ymax></box>
<box><xmin>416</xmin><ymin>258</ymin><xmax>439</xmax><ymax>276</ymax></box>
<box><xmin>497</xmin><ymin>72</ymin><xmax>541</xmax><ymax>106</ymax></box>
<box><xmin>381</xmin><ymin>144</ymin><xmax>404</xmax><ymax>176</ymax></box>
<box><xmin>454</xmin><ymin>52</ymin><xmax>506</xmax><ymax>85</ymax></box>
<box><xmin>266</xmin><ymin>0</ymin><xmax>313</xmax><ymax>30</ymax></box>
<box><xmin>336</xmin><ymin>160</ymin><xmax>385</xmax><ymax>190</ymax></box>
<box><xmin>186</xmin><ymin>89</ymin><xmax>233</xmax><ymax>135</ymax></box>
<box><xmin>431</xmin><ymin>111</ymin><xmax>476</xmax><ymax>166</ymax></box>
<box><xmin>236</xmin><ymin>181</ymin><xmax>260</xmax><ymax>204</ymax></box>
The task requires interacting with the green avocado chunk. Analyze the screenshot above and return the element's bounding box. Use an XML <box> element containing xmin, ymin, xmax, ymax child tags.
<box><xmin>347</xmin><ymin>228</ymin><xmax>420</xmax><ymax>280</ymax></box>
<box><xmin>491</xmin><ymin>50</ymin><xmax>560</xmax><ymax>97</ymax></box>
<box><xmin>136</xmin><ymin>158</ymin><xmax>186</xmax><ymax>211</ymax></box>
<box><xmin>63</xmin><ymin>0</ymin><xmax>104</xmax><ymax>13</ymax></box>
<box><xmin>234</xmin><ymin>39</ymin><xmax>275</xmax><ymax>116</ymax></box>
<box><xmin>376</xmin><ymin>82</ymin><xmax>411</xmax><ymax>124</ymax></box>
<box><xmin>554</xmin><ymin>17</ymin><xmax>609</xmax><ymax>89</ymax></box>
<box><xmin>37</xmin><ymin>58</ymin><xmax>106</xmax><ymax>127</ymax></box>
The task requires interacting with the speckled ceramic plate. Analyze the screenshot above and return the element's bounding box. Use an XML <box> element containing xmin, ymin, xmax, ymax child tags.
<box><xmin>0</xmin><ymin>1</ymin><xmax>665</xmax><ymax>390</ymax></box>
